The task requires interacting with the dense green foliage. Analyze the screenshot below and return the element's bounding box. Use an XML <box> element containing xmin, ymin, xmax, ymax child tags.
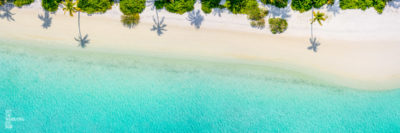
<box><xmin>291</xmin><ymin>0</ymin><xmax>328</xmax><ymax>12</ymax></box>
<box><xmin>225</xmin><ymin>0</ymin><xmax>259</xmax><ymax>14</ymax></box>
<box><xmin>268</xmin><ymin>18</ymin><xmax>288</xmax><ymax>34</ymax></box>
<box><xmin>250</xmin><ymin>19</ymin><xmax>265</xmax><ymax>28</ymax></box>
<box><xmin>13</xmin><ymin>0</ymin><xmax>34</xmax><ymax>7</ymax></box>
<box><xmin>155</xmin><ymin>0</ymin><xmax>196</xmax><ymax>14</ymax></box>
<box><xmin>77</xmin><ymin>0</ymin><xmax>113</xmax><ymax>14</ymax></box>
<box><xmin>42</xmin><ymin>0</ymin><xmax>62</xmax><ymax>12</ymax></box>
<box><xmin>327</xmin><ymin>0</ymin><xmax>334</xmax><ymax>5</ymax></box>
<box><xmin>311</xmin><ymin>11</ymin><xmax>327</xmax><ymax>25</ymax></box>
<box><xmin>248</xmin><ymin>8</ymin><xmax>268</xmax><ymax>28</ymax></box>
<box><xmin>248</xmin><ymin>8</ymin><xmax>268</xmax><ymax>21</ymax></box>
<box><xmin>119</xmin><ymin>0</ymin><xmax>146</xmax><ymax>15</ymax></box>
<box><xmin>261</xmin><ymin>0</ymin><xmax>288</xmax><ymax>8</ymax></box>
<box><xmin>340</xmin><ymin>0</ymin><xmax>386</xmax><ymax>13</ymax></box>
<box><xmin>63</xmin><ymin>0</ymin><xmax>79</xmax><ymax>16</ymax></box>
<box><xmin>201</xmin><ymin>0</ymin><xmax>224</xmax><ymax>14</ymax></box>
<box><xmin>225</xmin><ymin>0</ymin><xmax>269</xmax><ymax>28</ymax></box>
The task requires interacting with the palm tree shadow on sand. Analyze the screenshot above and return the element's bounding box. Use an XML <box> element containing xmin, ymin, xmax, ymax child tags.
<box><xmin>187</xmin><ymin>10</ymin><xmax>204</xmax><ymax>29</ymax></box>
<box><xmin>75</xmin><ymin>12</ymin><xmax>90</xmax><ymax>48</ymax></box>
<box><xmin>308</xmin><ymin>37</ymin><xmax>320</xmax><ymax>52</ymax></box>
<box><xmin>327</xmin><ymin>0</ymin><xmax>340</xmax><ymax>16</ymax></box>
<box><xmin>308</xmin><ymin>7</ymin><xmax>323</xmax><ymax>53</ymax></box>
<box><xmin>388</xmin><ymin>0</ymin><xmax>400</xmax><ymax>8</ymax></box>
<box><xmin>267</xmin><ymin>4</ymin><xmax>291</xmax><ymax>19</ymax></box>
<box><xmin>151</xmin><ymin>10</ymin><xmax>167</xmax><ymax>36</ymax></box>
<box><xmin>38</xmin><ymin>10</ymin><xmax>52</xmax><ymax>29</ymax></box>
<box><xmin>147</xmin><ymin>0</ymin><xmax>167</xmax><ymax>36</ymax></box>
<box><xmin>0</xmin><ymin>4</ymin><xmax>15</xmax><ymax>21</ymax></box>
<box><xmin>212</xmin><ymin>8</ymin><xmax>224</xmax><ymax>17</ymax></box>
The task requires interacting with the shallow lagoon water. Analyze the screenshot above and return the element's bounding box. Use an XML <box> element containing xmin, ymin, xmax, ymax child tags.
<box><xmin>0</xmin><ymin>39</ymin><xmax>399</xmax><ymax>132</ymax></box>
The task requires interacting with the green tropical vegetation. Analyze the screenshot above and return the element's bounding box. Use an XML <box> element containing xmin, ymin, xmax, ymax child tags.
<box><xmin>13</xmin><ymin>0</ymin><xmax>34</xmax><ymax>7</ymax></box>
<box><xmin>77</xmin><ymin>0</ymin><xmax>113</xmax><ymax>14</ymax></box>
<box><xmin>1</xmin><ymin>0</ymin><xmax>392</xmax><ymax>35</ymax></box>
<box><xmin>63</xmin><ymin>0</ymin><xmax>79</xmax><ymax>17</ymax></box>
<box><xmin>248</xmin><ymin>8</ymin><xmax>269</xmax><ymax>21</ymax></box>
<box><xmin>340</xmin><ymin>0</ymin><xmax>387</xmax><ymax>14</ymax></box>
<box><xmin>42</xmin><ymin>0</ymin><xmax>62</xmax><ymax>12</ymax></box>
<box><xmin>201</xmin><ymin>0</ymin><xmax>225</xmax><ymax>14</ymax></box>
<box><xmin>225</xmin><ymin>0</ymin><xmax>258</xmax><ymax>14</ymax></box>
<box><xmin>119</xmin><ymin>0</ymin><xmax>146</xmax><ymax>28</ymax></box>
<box><xmin>155</xmin><ymin>0</ymin><xmax>196</xmax><ymax>14</ymax></box>
<box><xmin>311</xmin><ymin>11</ymin><xmax>327</xmax><ymax>25</ymax></box>
<box><xmin>225</xmin><ymin>0</ymin><xmax>270</xmax><ymax>28</ymax></box>
<box><xmin>120</xmin><ymin>0</ymin><xmax>146</xmax><ymax>15</ymax></box>
<box><xmin>248</xmin><ymin>8</ymin><xmax>268</xmax><ymax>28</ymax></box>
<box><xmin>268</xmin><ymin>18</ymin><xmax>288</xmax><ymax>34</ymax></box>
<box><xmin>291</xmin><ymin>0</ymin><xmax>328</xmax><ymax>12</ymax></box>
<box><xmin>327</xmin><ymin>0</ymin><xmax>334</xmax><ymax>5</ymax></box>
<box><xmin>261</xmin><ymin>0</ymin><xmax>288</xmax><ymax>8</ymax></box>
<box><xmin>250</xmin><ymin>19</ymin><xmax>266</xmax><ymax>28</ymax></box>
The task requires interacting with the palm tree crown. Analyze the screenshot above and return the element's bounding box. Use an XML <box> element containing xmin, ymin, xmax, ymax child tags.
<box><xmin>63</xmin><ymin>0</ymin><xmax>79</xmax><ymax>17</ymax></box>
<box><xmin>311</xmin><ymin>11</ymin><xmax>327</xmax><ymax>26</ymax></box>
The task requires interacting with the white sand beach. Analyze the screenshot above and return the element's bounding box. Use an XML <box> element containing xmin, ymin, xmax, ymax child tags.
<box><xmin>1</xmin><ymin>0</ymin><xmax>400</xmax><ymax>90</ymax></box>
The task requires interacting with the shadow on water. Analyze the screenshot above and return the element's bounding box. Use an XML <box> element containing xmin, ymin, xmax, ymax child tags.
<box><xmin>187</xmin><ymin>10</ymin><xmax>204</xmax><ymax>29</ymax></box>
<box><xmin>75</xmin><ymin>12</ymin><xmax>90</xmax><ymax>48</ymax></box>
<box><xmin>327</xmin><ymin>0</ymin><xmax>340</xmax><ymax>16</ymax></box>
<box><xmin>38</xmin><ymin>10</ymin><xmax>52</xmax><ymax>29</ymax></box>
<box><xmin>0</xmin><ymin>4</ymin><xmax>15</xmax><ymax>21</ymax></box>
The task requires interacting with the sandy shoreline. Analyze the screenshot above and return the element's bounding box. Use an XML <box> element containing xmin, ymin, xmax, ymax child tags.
<box><xmin>0</xmin><ymin>1</ymin><xmax>400</xmax><ymax>90</ymax></box>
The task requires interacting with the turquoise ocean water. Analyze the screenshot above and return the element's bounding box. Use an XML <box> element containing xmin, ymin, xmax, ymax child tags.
<box><xmin>0</xmin><ymin>39</ymin><xmax>399</xmax><ymax>132</ymax></box>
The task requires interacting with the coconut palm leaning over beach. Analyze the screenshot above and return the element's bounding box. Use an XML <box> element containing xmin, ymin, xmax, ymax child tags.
<box><xmin>311</xmin><ymin>11</ymin><xmax>328</xmax><ymax>26</ymax></box>
<box><xmin>62</xmin><ymin>0</ymin><xmax>90</xmax><ymax>48</ymax></box>
<box><xmin>308</xmin><ymin>11</ymin><xmax>327</xmax><ymax>52</ymax></box>
<box><xmin>62</xmin><ymin>0</ymin><xmax>79</xmax><ymax>17</ymax></box>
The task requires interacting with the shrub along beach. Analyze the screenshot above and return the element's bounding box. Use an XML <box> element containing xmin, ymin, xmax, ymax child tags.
<box><xmin>0</xmin><ymin>0</ymin><xmax>400</xmax><ymax>90</ymax></box>
<box><xmin>1</xmin><ymin>0</ymin><xmax>395</xmax><ymax>33</ymax></box>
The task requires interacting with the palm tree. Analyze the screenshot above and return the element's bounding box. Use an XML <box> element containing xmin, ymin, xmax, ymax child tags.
<box><xmin>311</xmin><ymin>11</ymin><xmax>328</xmax><ymax>26</ymax></box>
<box><xmin>62</xmin><ymin>0</ymin><xmax>79</xmax><ymax>17</ymax></box>
<box><xmin>308</xmin><ymin>8</ymin><xmax>326</xmax><ymax>53</ymax></box>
